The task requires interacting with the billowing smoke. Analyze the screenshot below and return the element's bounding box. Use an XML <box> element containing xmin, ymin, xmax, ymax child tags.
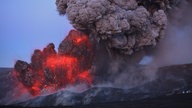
<box><xmin>12</xmin><ymin>0</ymin><xmax>192</xmax><ymax>101</ymax></box>
<box><xmin>94</xmin><ymin>0</ymin><xmax>192</xmax><ymax>88</ymax></box>
<box><xmin>56</xmin><ymin>0</ymin><xmax>172</xmax><ymax>55</ymax></box>
<box><xmin>55</xmin><ymin>0</ymin><xmax>192</xmax><ymax>88</ymax></box>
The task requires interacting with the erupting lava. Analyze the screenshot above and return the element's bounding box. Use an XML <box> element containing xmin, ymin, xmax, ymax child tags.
<box><xmin>14</xmin><ymin>0</ymin><xmax>189</xmax><ymax>97</ymax></box>
<box><xmin>14</xmin><ymin>30</ymin><xmax>93</xmax><ymax>96</ymax></box>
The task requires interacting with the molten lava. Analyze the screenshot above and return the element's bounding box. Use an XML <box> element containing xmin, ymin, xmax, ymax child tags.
<box><xmin>45</xmin><ymin>56</ymin><xmax>77</xmax><ymax>70</ymax></box>
<box><xmin>14</xmin><ymin>30</ymin><xmax>93</xmax><ymax>96</ymax></box>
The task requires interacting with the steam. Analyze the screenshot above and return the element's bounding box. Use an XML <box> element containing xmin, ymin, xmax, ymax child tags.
<box><xmin>152</xmin><ymin>2</ymin><xmax>192</xmax><ymax>67</ymax></box>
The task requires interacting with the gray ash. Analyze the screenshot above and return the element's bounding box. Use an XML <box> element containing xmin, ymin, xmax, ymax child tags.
<box><xmin>55</xmin><ymin>0</ymin><xmax>175</xmax><ymax>55</ymax></box>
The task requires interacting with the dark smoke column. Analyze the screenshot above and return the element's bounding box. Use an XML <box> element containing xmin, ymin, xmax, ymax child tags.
<box><xmin>55</xmin><ymin>0</ymin><xmax>172</xmax><ymax>55</ymax></box>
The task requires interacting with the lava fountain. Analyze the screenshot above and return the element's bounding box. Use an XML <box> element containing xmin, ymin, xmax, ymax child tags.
<box><xmin>14</xmin><ymin>30</ymin><xmax>93</xmax><ymax>96</ymax></box>
<box><xmin>13</xmin><ymin>0</ymin><xmax>191</xmax><ymax>98</ymax></box>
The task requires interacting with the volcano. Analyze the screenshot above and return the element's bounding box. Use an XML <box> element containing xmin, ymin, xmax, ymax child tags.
<box><xmin>1</xmin><ymin>0</ymin><xmax>192</xmax><ymax>107</ymax></box>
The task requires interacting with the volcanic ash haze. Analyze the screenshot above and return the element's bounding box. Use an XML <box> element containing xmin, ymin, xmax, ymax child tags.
<box><xmin>56</xmin><ymin>0</ymin><xmax>169</xmax><ymax>55</ymax></box>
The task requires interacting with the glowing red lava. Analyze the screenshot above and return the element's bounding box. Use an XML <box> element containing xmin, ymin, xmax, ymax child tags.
<box><xmin>14</xmin><ymin>30</ymin><xmax>93</xmax><ymax>96</ymax></box>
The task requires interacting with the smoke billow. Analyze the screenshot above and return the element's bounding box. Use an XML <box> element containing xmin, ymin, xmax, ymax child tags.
<box><xmin>97</xmin><ymin>0</ymin><xmax>192</xmax><ymax>88</ymax></box>
<box><xmin>56</xmin><ymin>0</ymin><xmax>192</xmax><ymax>88</ymax></box>
<box><xmin>11</xmin><ymin>0</ymin><xmax>192</xmax><ymax>100</ymax></box>
<box><xmin>56</xmin><ymin>0</ymin><xmax>170</xmax><ymax>55</ymax></box>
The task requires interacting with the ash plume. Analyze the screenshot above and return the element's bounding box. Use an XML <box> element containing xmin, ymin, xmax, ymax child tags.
<box><xmin>12</xmin><ymin>0</ymin><xmax>192</xmax><ymax>100</ymax></box>
<box><xmin>55</xmin><ymin>0</ymin><xmax>173</xmax><ymax>55</ymax></box>
<box><xmin>55</xmin><ymin>0</ymin><xmax>192</xmax><ymax>88</ymax></box>
<box><xmin>102</xmin><ymin>0</ymin><xmax>192</xmax><ymax>88</ymax></box>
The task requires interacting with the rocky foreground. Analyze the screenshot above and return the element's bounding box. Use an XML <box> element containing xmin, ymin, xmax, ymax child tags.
<box><xmin>0</xmin><ymin>63</ymin><xmax>192</xmax><ymax>107</ymax></box>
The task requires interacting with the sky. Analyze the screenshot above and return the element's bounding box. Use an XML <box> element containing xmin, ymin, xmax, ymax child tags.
<box><xmin>0</xmin><ymin>0</ymin><xmax>73</xmax><ymax>67</ymax></box>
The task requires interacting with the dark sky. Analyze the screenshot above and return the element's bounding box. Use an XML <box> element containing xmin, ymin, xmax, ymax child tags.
<box><xmin>0</xmin><ymin>0</ymin><xmax>73</xmax><ymax>67</ymax></box>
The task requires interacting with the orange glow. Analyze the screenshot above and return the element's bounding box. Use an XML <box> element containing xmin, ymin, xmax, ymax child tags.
<box><xmin>78</xmin><ymin>71</ymin><xmax>92</xmax><ymax>84</ymax></box>
<box><xmin>31</xmin><ymin>85</ymin><xmax>41</xmax><ymax>95</ymax></box>
<box><xmin>15</xmin><ymin>30</ymin><xmax>93</xmax><ymax>96</ymax></box>
<box><xmin>44</xmin><ymin>55</ymin><xmax>92</xmax><ymax>85</ymax></box>
<box><xmin>66</xmin><ymin>30</ymin><xmax>89</xmax><ymax>45</ymax></box>
<box><xmin>45</xmin><ymin>56</ymin><xmax>78</xmax><ymax>84</ymax></box>
<box><xmin>45</xmin><ymin>56</ymin><xmax>77</xmax><ymax>69</ymax></box>
<box><xmin>75</xmin><ymin>35</ymin><xmax>88</xmax><ymax>44</ymax></box>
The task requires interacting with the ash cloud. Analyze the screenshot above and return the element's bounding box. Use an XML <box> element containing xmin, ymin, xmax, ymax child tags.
<box><xmin>10</xmin><ymin>0</ymin><xmax>192</xmax><ymax>101</ymax></box>
<box><xmin>103</xmin><ymin>1</ymin><xmax>192</xmax><ymax>88</ymax></box>
<box><xmin>56</xmin><ymin>0</ymin><xmax>169</xmax><ymax>55</ymax></box>
<box><xmin>55</xmin><ymin>0</ymin><xmax>192</xmax><ymax>89</ymax></box>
